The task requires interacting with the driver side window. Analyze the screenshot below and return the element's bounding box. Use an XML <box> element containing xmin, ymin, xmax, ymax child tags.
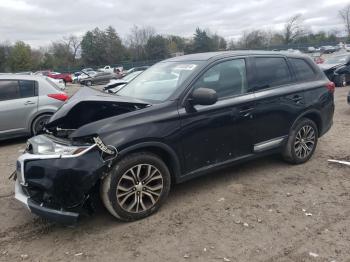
<box><xmin>193</xmin><ymin>59</ymin><xmax>248</xmax><ymax>99</ymax></box>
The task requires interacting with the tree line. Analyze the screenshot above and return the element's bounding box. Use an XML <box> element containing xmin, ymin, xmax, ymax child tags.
<box><xmin>1</xmin><ymin>4</ymin><xmax>349</xmax><ymax>73</ymax></box>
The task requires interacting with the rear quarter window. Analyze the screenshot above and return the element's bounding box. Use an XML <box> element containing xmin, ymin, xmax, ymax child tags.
<box><xmin>18</xmin><ymin>80</ymin><xmax>37</xmax><ymax>98</ymax></box>
<box><xmin>254</xmin><ymin>57</ymin><xmax>292</xmax><ymax>90</ymax></box>
<box><xmin>289</xmin><ymin>58</ymin><xmax>316</xmax><ymax>82</ymax></box>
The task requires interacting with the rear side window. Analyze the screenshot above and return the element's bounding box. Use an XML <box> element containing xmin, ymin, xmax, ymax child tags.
<box><xmin>0</xmin><ymin>80</ymin><xmax>20</xmax><ymax>101</ymax></box>
<box><xmin>19</xmin><ymin>80</ymin><xmax>36</xmax><ymax>98</ymax></box>
<box><xmin>254</xmin><ymin>57</ymin><xmax>292</xmax><ymax>90</ymax></box>
<box><xmin>289</xmin><ymin>58</ymin><xmax>316</xmax><ymax>81</ymax></box>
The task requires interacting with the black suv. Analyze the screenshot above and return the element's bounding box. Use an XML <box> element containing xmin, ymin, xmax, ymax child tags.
<box><xmin>14</xmin><ymin>51</ymin><xmax>334</xmax><ymax>224</ymax></box>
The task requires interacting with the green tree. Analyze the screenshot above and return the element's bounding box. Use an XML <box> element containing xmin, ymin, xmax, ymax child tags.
<box><xmin>146</xmin><ymin>35</ymin><xmax>169</xmax><ymax>60</ymax></box>
<box><xmin>103</xmin><ymin>26</ymin><xmax>125</xmax><ymax>63</ymax></box>
<box><xmin>192</xmin><ymin>28</ymin><xmax>215</xmax><ymax>53</ymax></box>
<box><xmin>7</xmin><ymin>41</ymin><xmax>32</xmax><ymax>72</ymax></box>
<box><xmin>81</xmin><ymin>26</ymin><xmax>126</xmax><ymax>66</ymax></box>
<box><xmin>0</xmin><ymin>45</ymin><xmax>8</xmax><ymax>72</ymax></box>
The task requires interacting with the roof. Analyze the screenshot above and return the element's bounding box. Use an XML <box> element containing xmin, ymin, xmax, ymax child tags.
<box><xmin>0</xmin><ymin>74</ymin><xmax>46</xmax><ymax>81</ymax></box>
<box><xmin>165</xmin><ymin>50</ymin><xmax>307</xmax><ymax>62</ymax></box>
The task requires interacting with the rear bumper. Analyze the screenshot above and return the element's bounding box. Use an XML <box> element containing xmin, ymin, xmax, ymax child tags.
<box><xmin>15</xmin><ymin>179</ymin><xmax>79</xmax><ymax>225</ymax></box>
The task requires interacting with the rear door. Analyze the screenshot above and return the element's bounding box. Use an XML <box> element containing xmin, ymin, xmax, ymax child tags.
<box><xmin>0</xmin><ymin>80</ymin><xmax>38</xmax><ymax>135</ymax></box>
<box><xmin>251</xmin><ymin>56</ymin><xmax>305</xmax><ymax>152</ymax></box>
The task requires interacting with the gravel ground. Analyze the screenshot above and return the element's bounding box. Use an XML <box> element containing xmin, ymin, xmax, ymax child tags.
<box><xmin>0</xmin><ymin>85</ymin><xmax>349</xmax><ymax>262</ymax></box>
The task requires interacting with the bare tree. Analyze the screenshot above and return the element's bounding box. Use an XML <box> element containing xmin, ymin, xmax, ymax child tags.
<box><xmin>339</xmin><ymin>4</ymin><xmax>350</xmax><ymax>39</ymax></box>
<box><xmin>127</xmin><ymin>25</ymin><xmax>156</xmax><ymax>60</ymax></box>
<box><xmin>283</xmin><ymin>14</ymin><xmax>304</xmax><ymax>44</ymax></box>
<box><xmin>239</xmin><ymin>30</ymin><xmax>269</xmax><ymax>49</ymax></box>
<box><xmin>63</xmin><ymin>35</ymin><xmax>81</xmax><ymax>62</ymax></box>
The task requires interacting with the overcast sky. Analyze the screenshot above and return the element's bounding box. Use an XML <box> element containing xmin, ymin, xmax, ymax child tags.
<box><xmin>0</xmin><ymin>0</ymin><xmax>348</xmax><ymax>47</ymax></box>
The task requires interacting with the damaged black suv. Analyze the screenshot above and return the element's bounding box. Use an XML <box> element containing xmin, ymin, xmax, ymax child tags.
<box><xmin>14</xmin><ymin>51</ymin><xmax>334</xmax><ymax>224</ymax></box>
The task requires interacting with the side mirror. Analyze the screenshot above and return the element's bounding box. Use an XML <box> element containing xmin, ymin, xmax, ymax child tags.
<box><xmin>191</xmin><ymin>88</ymin><xmax>218</xmax><ymax>106</ymax></box>
<box><xmin>335</xmin><ymin>66</ymin><xmax>350</xmax><ymax>75</ymax></box>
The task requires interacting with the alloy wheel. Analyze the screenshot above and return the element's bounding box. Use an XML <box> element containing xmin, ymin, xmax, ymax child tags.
<box><xmin>294</xmin><ymin>125</ymin><xmax>316</xmax><ymax>159</ymax></box>
<box><xmin>116</xmin><ymin>164</ymin><xmax>163</xmax><ymax>213</ymax></box>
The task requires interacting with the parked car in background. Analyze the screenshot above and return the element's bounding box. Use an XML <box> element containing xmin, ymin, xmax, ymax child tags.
<box><xmin>71</xmin><ymin>72</ymin><xmax>82</xmax><ymax>83</ymax></box>
<box><xmin>47</xmin><ymin>72</ymin><xmax>72</xmax><ymax>84</ymax></box>
<box><xmin>103</xmin><ymin>70</ymin><xmax>144</xmax><ymax>93</ymax></box>
<box><xmin>321</xmin><ymin>46</ymin><xmax>336</xmax><ymax>54</ymax></box>
<box><xmin>98</xmin><ymin>65</ymin><xmax>114</xmax><ymax>73</ymax></box>
<box><xmin>319</xmin><ymin>54</ymin><xmax>350</xmax><ymax>87</ymax></box>
<box><xmin>310</xmin><ymin>52</ymin><xmax>324</xmax><ymax>64</ymax></box>
<box><xmin>0</xmin><ymin>75</ymin><xmax>68</xmax><ymax>140</ymax></box>
<box><xmin>80</xmin><ymin>71</ymin><xmax>116</xmax><ymax>86</ymax></box>
<box><xmin>34</xmin><ymin>70</ymin><xmax>51</xmax><ymax>76</ymax></box>
<box><xmin>14</xmin><ymin>51</ymin><xmax>334</xmax><ymax>224</ymax></box>
<box><xmin>345</xmin><ymin>44</ymin><xmax>350</xmax><ymax>52</ymax></box>
<box><xmin>50</xmin><ymin>78</ymin><xmax>66</xmax><ymax>90</ymax></box>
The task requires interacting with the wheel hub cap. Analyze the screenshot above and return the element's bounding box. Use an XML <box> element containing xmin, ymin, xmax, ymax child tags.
<box><xmin>294</xmin><ymin>125</ymin><xmax>316</xmax><ymax>159</ymax></box>
<box><xmin>116</xmin><ymin>164</ymin><xmax>164</xmax><ymax>213</ymax></box>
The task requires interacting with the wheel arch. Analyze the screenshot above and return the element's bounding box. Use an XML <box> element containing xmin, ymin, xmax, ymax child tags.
<box><xmin>292</xmin><ymin>110</ymin><xmax>322</xmax><ymax>137</ymax></box>
<box><xmin>30</xmin><ymin>112</ymin><xmax>54</xmax><ymax>134</ymax></box>
<box><xmin>117</xmin><ymin>142</ymin><xmax>182</xmax><ymax>184</ymax></box>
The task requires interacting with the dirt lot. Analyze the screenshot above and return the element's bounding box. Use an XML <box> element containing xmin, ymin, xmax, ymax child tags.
<box><xmin>0</xmin><ymin>85</ymin><xmax>349</xmax><ymax>262</ymax></box>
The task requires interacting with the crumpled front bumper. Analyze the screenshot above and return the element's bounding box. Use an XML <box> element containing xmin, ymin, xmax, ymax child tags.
<box><xmin>15</xmin><ymin>179</ymin><xmax>79</xmax><ymax>224</ymax></box>
<box><xmin>14</xmin><ymin>137</ymin><xmax>110</xmax><ymax>225</ymax></box>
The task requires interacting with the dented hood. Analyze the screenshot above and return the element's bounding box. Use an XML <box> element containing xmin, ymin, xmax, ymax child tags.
<box><xmin>318</xmin><ymin>63</ymin><xmax>342</xmax><ymax>71</ymax></box>
<box><xmin>46</xmin><ymin>86</ymin><xmax>150</xmax><ymax>130</ymax></box>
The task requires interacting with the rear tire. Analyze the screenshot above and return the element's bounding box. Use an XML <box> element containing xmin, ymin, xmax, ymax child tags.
<box><xmin>86</xmin><ymin>80</ymin><xmax>92</xmax><ymax>86</ymax></box>
<box><xmin>335</xmin><ymin>74</ymin><xmax>347</xmax><ymax>87</ymax></box>
<box><xmin>100</xmin><ymin>152</ymin><xmax>171</xmax><ymax>221</ymax></box>
<box><xmin>31</xmin><ymin>114</ymin><xmax>52</xmax><ymax>136</ymax></box>
<box><xmin>282</xmin><ymin>118</ymin><xmax>318</xmax><ymax>164</ymax></box>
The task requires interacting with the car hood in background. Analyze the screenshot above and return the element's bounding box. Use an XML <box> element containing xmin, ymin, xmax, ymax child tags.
<box><xmin>319</xmin><ymin>63</ymin><xmax>343</xmax><ymax>71</ymax></box>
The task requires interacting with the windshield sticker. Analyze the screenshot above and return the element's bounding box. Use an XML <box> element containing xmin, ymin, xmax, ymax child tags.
<box><xmin>174</xmin><ymin>64</ymin><xmax>197</xmax><ymax>70</ymax></box>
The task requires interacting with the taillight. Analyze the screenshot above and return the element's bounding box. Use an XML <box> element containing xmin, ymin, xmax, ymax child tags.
<box><xmin>48</xmin><ymin>93</ymin><xmax>68</xmax><ymax>101</ymax></box>
<box><xmin>326</xmin><ymin>82</ymin><xmax>335</xmax><ymax>93</ymax></box>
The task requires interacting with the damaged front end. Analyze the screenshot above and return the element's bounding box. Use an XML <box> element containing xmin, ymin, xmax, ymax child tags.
<box><xmin>14</xmin><ymin>87</ymin><xmax>151</xmax><ymax>224</ymax></box>
<box><xmin>14</xmin><ymin>134</ymin><xmax>117</xmax><ymax>224</ymax></box>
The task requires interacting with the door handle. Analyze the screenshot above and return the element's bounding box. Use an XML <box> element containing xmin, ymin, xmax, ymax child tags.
<box><xmin>24</xmin><ymin>101</ymin><xmax>35</xmax><ymax>105</ymax></box>
<box><xmin>290</xmin><ymin>95</ymin><xmax>303</xmax><ymax>103</ymax></box>
<box><xmin>239</xmin><ymin>107</ymin><xmax>254</xmax><ymax>118</ymax></box>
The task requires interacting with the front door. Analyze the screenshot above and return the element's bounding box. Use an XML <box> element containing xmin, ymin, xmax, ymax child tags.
<box><xmin>179</xmin><ymin>58</ymin><xmax>256</xmax><ymax>175</ymax></box>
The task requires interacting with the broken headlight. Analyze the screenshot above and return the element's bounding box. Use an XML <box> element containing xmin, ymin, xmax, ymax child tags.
<box><xmin>28</xmin><ymin>135</ymin><xmax>91</xmax><ymax>156</ymax></box>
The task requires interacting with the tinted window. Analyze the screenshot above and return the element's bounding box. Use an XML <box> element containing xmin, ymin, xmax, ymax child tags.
<box><xmin>19</xmin><ymin>80</ymin><xmax>36</xmax><ymax>98</ymax></box>
<box><xmin>193</xmin><ymin>59</ymin><xmax>248</xmax><ymax>99</ymax></box>
<box><xmin>255</xmin><ymin>57</ymin><xmax>292</xmax><ymax>90</ymax></box>
<box><xmin>0</xmin><ymin>81</ymin><xmax>20</xmax><ymax>101</ymax></box>
<box><xmin>289</xmin><ymin>58</ymin><xmax>316</xmax><ymax>81</ymax></box>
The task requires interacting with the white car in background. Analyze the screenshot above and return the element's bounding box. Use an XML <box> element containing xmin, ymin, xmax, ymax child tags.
<box><xmin>98</xmin><ymin>65</ymin><xmax>114</xmax><ymax>73</ymax></box>
<box><xmin>50</xmin><ymin>78</ymin><xmax>65</xmax><ymax>90</ymax></box>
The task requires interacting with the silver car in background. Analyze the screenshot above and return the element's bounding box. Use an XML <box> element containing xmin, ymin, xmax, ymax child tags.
<box><xmin>0</xmin><ymin>75</ymin><xmax>68</xmax><ymax>140</ymax></box>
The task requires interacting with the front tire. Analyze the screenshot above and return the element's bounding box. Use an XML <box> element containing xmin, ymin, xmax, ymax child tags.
<box><xmin>100</xmin><ymin>152</ymin><xmax>171</xmax><ymax>221</ymax></box>
<box><xmin>282</xmin><ymin>118</ymin><xmax>318</xmax><ymax>164</ymax></box>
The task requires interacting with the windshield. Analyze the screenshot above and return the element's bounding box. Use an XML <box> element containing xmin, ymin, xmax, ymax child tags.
<box><xmin>117</xmin><ymin>61</ymin><xmax>201</xmax><ymax>101</ymax></box>
<box><xmin>325</xmin><ymin>55</ymin><xmax>348</xmax><ymax>64</ymax></box>
<box><xmin>123</xmin><ymin>71</ymin><xmax>142</xmax><ymax>82</ymax></box>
